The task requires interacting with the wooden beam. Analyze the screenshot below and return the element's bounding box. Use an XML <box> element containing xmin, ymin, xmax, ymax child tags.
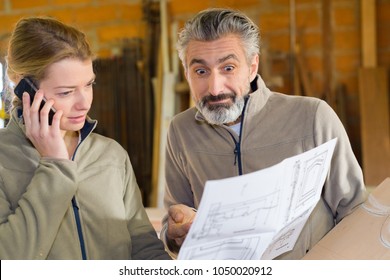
<box><xmin>322</xmin><ymin>0</ymin><xmax>334</xmax><ymax>106</ymax></box>
<box><xmin>295</xmin><ymin>44</ymin><xmax>315</xmax><ymax>97</ymax></box>
<box><xmin>358</xmin><ymin>68</ymin><xmax>390</xmax><ymax>186</ymax></box>
<box><xmin>359</xmin><ymin>0</ymin><xmax>390</xmax><ymax>186</ymax></box>
<box><xmin>361</xmin><ymin>0</ymin><xmax>377</xmax><ymax>67</ymax></box>
<box><xmin>150</xmin><ymin>0</ymin><xmax>176</xmax><ymax>207</ymax></box>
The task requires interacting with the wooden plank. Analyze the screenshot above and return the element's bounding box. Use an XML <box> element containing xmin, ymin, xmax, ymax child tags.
<box><xmin>322</xmin><ymin>0</ymin><xmax>334</xmax><ymax>106</ymax></box>
<box><xmin>150</xmin><ymin>0</ymin><xmax>176</xmax><ymax>207</ymax></box>
<box><xmin>358</xmin><ymin>67</ymin><xmax>390</xmax><ymax>186</ymax></box>
<box><xmin>289</xmin><ymin>0</ymin><xmax>297</xmax><ymax>95</ymax></box>
<box><xmin>150</xmin><ymin>56</ymin><xmax>162</xmax><ymax>207</ymax></box>
<box><xmin>302</xmin><ymin>178</ymin><xmax>390</xmax><ymax>259</ymax></box>
<box><xmin>361</xmin><ymin>0</ymin><xmax>377</xmax><ymax>67</ymax></box>
<box><xmin>295</xmin><ymin>44</ymin><xmax>314</xmax><ymax>97</ymax></box>
<box><xmin>359</xmin><ymin>0</ymin><xmax>389</xmax><ymax>186</ymax></box>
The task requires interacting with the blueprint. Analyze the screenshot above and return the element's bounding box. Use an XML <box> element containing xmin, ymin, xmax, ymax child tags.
<box><xmin>178</xmin><ymin>138</ymin><xmax>337</xmax><ymax>260</ymax></box>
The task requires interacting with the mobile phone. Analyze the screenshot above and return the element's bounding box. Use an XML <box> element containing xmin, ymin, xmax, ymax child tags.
<box><xmin>14</xmin><ymin>77</ymin><xmax>56</xmax><ymax>125</ymax></box>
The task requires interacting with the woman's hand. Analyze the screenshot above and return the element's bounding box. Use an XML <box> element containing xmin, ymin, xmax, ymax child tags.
<box><xmin>22</xmin><ymin>91</ymin><xmax>69</xmax><ymax>159</ymax></box>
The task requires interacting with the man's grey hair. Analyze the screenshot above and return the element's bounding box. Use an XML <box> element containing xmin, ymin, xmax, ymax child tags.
<box><xmin>177</xmin><ymin>8</ymin><xmax>260</xmax><ymax>68</ymax></box>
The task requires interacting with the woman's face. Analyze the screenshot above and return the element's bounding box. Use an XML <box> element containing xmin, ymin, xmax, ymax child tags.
<box><xmin>39</xmin><ymin>58</ymin><xmax>95</xmax><ymax>133</ymax></box>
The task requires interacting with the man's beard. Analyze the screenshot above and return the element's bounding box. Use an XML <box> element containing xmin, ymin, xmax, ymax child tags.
<box><xmin>196</xmin><ymin>92</ymin><xmax>246</xmax><ymax>125</ymax></box>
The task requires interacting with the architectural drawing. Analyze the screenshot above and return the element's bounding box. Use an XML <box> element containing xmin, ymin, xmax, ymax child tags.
<box><xmin>191</xmin><ymin>189</ymin><xmax>280</xmax><ymax>241</ymax></box>
<box><xmin>180</xmin><ymin>237</ymin><xmax>262</xmax><ymax>260</ymax></box>
<box><xmin>287</xmin><ymin>150</ymin><xmax>330</xmax><ymax>222</ymax></box>
<box><xmin>178</xmin><ymin>139</ymin><xmax>337</xmax><ymax>260</ymax></box>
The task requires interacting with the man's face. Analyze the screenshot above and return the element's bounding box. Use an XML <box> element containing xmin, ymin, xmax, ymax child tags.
<box><xmin>185</xmin><ymin>34</ymin><xmax>259</xmax><ymax>125</ymax></box>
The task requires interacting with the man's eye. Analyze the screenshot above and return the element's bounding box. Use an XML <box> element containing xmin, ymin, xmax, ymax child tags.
<box><xmin>195</xmin><ymin>69</ymin><xmax>207</xmax><ymax>75</ymax></box>
<box><xmin>224</xmin><ymin>65</ymin><xmax>234</xmax><ymax>71</ymax></box>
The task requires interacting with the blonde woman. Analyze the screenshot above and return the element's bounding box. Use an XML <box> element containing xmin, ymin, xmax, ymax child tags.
<box><xmin>0</xmin><ymin>17</ymin><xmax>170</xmax><ymax>260</ymax></box>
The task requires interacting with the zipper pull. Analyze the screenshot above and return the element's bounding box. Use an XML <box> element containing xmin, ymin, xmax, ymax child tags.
<box><xmin>234</xmin><ymin>146</ymin><xmax>238</xmax><ymax>165</ymax></box>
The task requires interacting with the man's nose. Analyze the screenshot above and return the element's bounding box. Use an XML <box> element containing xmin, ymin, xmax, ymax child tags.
<box><xmin>208</xmin><ymin>72</ymin><xmax>225</xmax><ymax>96</ymax></box>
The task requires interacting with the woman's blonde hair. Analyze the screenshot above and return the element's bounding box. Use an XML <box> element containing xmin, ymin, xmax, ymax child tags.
<box><xmin>5</xmin><ymin>17</ymin><xmax>93</xmax><ymax>108</ymax></box>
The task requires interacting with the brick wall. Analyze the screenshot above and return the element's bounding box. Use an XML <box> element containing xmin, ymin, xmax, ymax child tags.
<box><xmin>0</xmin><ymin>0</ymin><xmax>389</xmax><ymax>165</ymax></box>
<box><xmin>0</xmin><ymin>0</ymin><xmax>144</xmax><ymax>58</ymax></box>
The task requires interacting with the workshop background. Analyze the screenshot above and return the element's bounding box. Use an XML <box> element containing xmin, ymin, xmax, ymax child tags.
<box><xmin>0</xmin><ymin>0</ymin><xmax>389</xmax><ymax>208</ymax></box>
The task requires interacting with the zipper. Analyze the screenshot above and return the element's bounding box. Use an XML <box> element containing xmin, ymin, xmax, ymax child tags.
<box><xmin>232</xmin><ymin>95</ymin><xmax>249</xmax><ymax>176</ymax></box>
<box><xmin>71</xmin><ymin>197</ymin><xmax>87</xmax><ymax>260</ymax></box>
<box><xmin>233</xmin><ymin>139</ymin><xmax>242</xmax><ymax>175</ymax></box>
<box><xmin>70</xmin><ymin>135</ymin><xmax>87</xmax><ymax>260</ymax></box>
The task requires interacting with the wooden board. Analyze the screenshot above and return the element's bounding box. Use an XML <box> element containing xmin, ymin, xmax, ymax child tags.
<box><xmin>358</xmin><ymin>67</ymin><xmax>390</xmax><ymax>186</ymax></box>
<box><xmin>358</xmin><ymin>1</ymin><xmax>389</xmax><ymax>186</ymax></box>
<box><xmin>303</xmin><ymin>178</ymin><xmax>390</xmax><ymax>259</ymax></box>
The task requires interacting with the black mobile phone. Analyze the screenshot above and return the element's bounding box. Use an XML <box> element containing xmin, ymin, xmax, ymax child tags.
<box><xmin>14</xmin><ymin>77</ymin><xmax>56</xmax><ymax>125</ymax></box>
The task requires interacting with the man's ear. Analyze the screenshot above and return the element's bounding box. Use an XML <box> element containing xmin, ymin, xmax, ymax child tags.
<box><xmin>249</xmin><ymin>54</ymin><xmax>259</xmax><ymax>82</ymax></box>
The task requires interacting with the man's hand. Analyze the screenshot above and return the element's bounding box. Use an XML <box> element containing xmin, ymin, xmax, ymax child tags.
<box><xmin>167</xmin><ymin>204</ymin><xmax>196</xmax><ymax>251</ymax></box>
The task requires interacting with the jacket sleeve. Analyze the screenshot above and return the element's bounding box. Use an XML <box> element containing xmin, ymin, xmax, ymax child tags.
<box><xmin>313</xmin><ymin>100</ymin><xmax>368</xmax><ymax>222</ymax></box>
<box><xmin>0</xmin><ymin>159</ymin><xmax>78</xmax><ymax>259</ymax></box>
<box><xmin>160</xmin><ymin>120</ymin><xmax>196</xmax><ymax>255</ymax></box>
<box><xmin>123</xmin><ymin>154</ymin><xmax>171</xmax><ymax>260</ymax></box>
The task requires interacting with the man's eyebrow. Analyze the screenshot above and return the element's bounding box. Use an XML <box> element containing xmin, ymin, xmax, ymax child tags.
<box><xmin>217</xmin><ymin>54</ymin><xmax>239</xmax><ymax>64</ymax></box>
<box><xmin>189</xmin><ymin>58</ymin><xmax>206</xmax><ymax>67</ymax></box>
<box><xmin>189</xmin><ymin>54</ymin><xmax>239</xmax><ymax>67</ymax></box>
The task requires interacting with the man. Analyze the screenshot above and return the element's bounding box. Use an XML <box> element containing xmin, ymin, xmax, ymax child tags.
<box><xmin>161</xmin><ymin>8</ymin><xmax>367</xmax><ymax>259</ymax></box>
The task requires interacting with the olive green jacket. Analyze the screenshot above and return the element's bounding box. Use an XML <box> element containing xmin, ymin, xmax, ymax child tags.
<box><xmin>0</xmin><ymin>108</ymin><xmax>170</xmax><ymax>260</ymax></box>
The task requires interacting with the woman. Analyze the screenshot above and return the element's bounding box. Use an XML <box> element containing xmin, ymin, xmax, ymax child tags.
<box><xmin>0</xmin><ymin>17</ymin><xmax>170</xmax><ymax>260</ymax></box>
